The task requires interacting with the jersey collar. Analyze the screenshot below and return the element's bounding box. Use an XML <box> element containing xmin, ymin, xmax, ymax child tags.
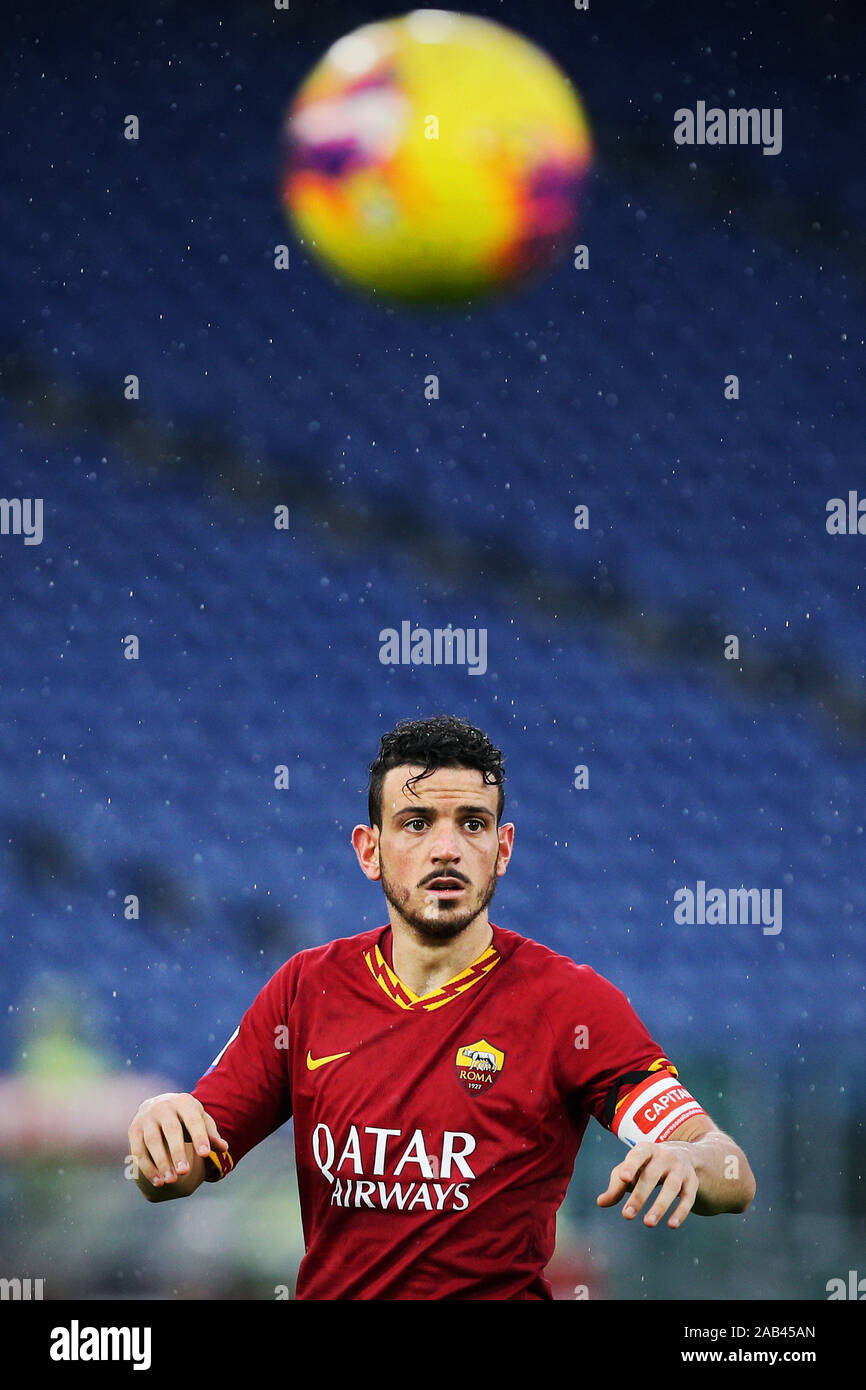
<box><xmin>363</xmin><ymin>927</ymin><xmax>501</xmax><ymax>1012</ymax></box>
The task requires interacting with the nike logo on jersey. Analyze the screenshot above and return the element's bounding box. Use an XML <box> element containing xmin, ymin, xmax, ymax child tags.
<box><xmin>306</xmin><ymin>1050</ymin><xmax>351</xmax><ymax>1071</ymax></box>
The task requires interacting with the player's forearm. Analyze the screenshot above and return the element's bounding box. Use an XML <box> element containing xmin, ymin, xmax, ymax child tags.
<box><xmin>683</xmin><ymin>1131</ymin><xmax>756</xmax><ymax>1214</ymax></box>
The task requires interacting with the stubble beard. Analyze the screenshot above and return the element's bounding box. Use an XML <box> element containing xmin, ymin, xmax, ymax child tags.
<box><xmin>379</xmin><ymin>853</ymin><xmax>499</xmax><ymax>943</ymax></box>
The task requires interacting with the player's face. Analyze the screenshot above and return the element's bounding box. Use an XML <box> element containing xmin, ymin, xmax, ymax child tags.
<box><xmin>372</xmin><ymin>765</ymin><xmax>513</xmax><ymax>941</ymax></box>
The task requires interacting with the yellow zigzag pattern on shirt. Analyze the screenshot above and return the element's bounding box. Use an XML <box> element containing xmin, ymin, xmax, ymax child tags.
<box><xmin>364</xmin><ymin>941</ymin><xmax>500</xmax><ymax>1012</ymax></box>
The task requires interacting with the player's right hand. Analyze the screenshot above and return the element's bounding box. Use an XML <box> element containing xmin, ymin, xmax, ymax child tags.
<box><xmin>127</xmin><ymin>1091</ymin><xmax>228</xmax><ymax>1190</ymax></box>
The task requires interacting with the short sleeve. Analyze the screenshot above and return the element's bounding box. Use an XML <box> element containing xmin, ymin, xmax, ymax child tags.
<box><xmin>191</xmin><ymin>960</ymin><xmax>294</xmax><ymax>1174</ymax></box>
<box><xmin>549</xmin><ymin>963</ymin><xmax>676</xmax><ymax>1130</ymax></box>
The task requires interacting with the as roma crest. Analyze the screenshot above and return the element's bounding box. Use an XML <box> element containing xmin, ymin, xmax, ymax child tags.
<box><xmin>455</xmin><ymin>1038</ymin><xmax>505</xmax><ymax>1094</ymax></box>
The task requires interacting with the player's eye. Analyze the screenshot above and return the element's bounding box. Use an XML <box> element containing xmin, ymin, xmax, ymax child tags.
<box><xmin>404</xmin><ymin>818</ymin><xmax>428</xmax><ymax>831</ymax></box>
<box><xmin>464</xmin><ymin>818</ymin><xmax>485</xmax><ymax>831</ymax></box>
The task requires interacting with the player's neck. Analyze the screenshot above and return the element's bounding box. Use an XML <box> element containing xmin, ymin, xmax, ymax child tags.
<box><xmin>390</xmin><ymin>916</ymin><xmax>494</xmax><ymax>998</ymax></box>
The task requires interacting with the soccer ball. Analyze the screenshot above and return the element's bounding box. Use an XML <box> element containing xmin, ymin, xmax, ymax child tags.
<box><xmin>280</xmin><ymin>9</ymin><xmax>593</xmax><ymax>305</ymax></box>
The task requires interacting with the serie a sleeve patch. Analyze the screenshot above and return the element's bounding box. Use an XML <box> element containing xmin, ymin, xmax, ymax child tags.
<box><xmin>611</xmin><ymin>1072</ymin><xmax>708</xmax><ymax>1147</ymax></box>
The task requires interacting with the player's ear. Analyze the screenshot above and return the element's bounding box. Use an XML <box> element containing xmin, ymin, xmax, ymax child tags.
<box><xmin>495</xmin><ymin>822</ymin><xmax>515</xmax><ymax>875</ymax></box>
<box><xmin>352</xmin><ymin>823</ymin><xmax>382</xmax><ymax>880</ymax></box>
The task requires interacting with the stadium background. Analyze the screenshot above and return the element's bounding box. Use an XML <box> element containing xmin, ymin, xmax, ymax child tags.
<box><xmin>1</xmin><ymin>0</ymin><xmax>863</xmax><ymax>1300</ymax></box>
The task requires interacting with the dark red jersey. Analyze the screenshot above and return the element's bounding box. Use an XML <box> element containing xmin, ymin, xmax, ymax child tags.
<box><xmin>192</xmin><ymin>923</ymin><xmax>699</xmax><ymax>1300</ymax></box>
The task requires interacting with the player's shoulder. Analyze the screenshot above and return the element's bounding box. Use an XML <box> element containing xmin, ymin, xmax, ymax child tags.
<box><xmin>495</xmin><ymin>924</ymin><xmax>622</xmax><ymax>998</ymax></box>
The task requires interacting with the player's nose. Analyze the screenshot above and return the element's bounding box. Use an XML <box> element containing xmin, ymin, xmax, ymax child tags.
<box><xmin>429</xmin><ymin>829</ymin><xmax>461</xmax><ymax>862</ymax></box>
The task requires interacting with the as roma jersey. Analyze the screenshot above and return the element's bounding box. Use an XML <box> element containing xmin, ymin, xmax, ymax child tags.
<box><xmin>191</xmin><ymin>923</ymin><xmax>697</xmax><ymax>1300</ymax></box>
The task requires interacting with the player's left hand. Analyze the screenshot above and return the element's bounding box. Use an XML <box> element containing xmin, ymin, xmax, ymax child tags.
<box><xmin>596</xmin><ymin>1141</ymin><xmax>699</xmax><ymax>1228</ymax></box>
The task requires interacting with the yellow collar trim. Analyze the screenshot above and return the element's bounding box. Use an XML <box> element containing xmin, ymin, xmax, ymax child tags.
<box><xmin>364</xmin><ymin>939</ymin><xmax>500</xmax><ymax>1012</ymax></box>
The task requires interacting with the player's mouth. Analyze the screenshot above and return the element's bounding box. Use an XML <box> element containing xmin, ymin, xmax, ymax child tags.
<box><xmin>423</xmin><ymin>876</ymin><xmax>467</xmax><ymax>898</ymax></box>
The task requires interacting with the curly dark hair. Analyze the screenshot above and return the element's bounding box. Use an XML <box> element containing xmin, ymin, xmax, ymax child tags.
<box><xmin>367</xmin><ymin>715</ymin><xmax>506</xmax><ymax>828</ymax></box>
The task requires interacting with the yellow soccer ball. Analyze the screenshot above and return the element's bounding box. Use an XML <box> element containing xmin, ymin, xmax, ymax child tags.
<box><xmin>280</xmin><ymin>9</ymin><xmax>593</xmax><ymax>305</ymax></box>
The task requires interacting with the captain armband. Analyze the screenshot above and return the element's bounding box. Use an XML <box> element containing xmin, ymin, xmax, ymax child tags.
<box><xmin>610</xmin><ymin>1071</ymin><xmax>709</xmax><ymax>1148</ymax></box>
